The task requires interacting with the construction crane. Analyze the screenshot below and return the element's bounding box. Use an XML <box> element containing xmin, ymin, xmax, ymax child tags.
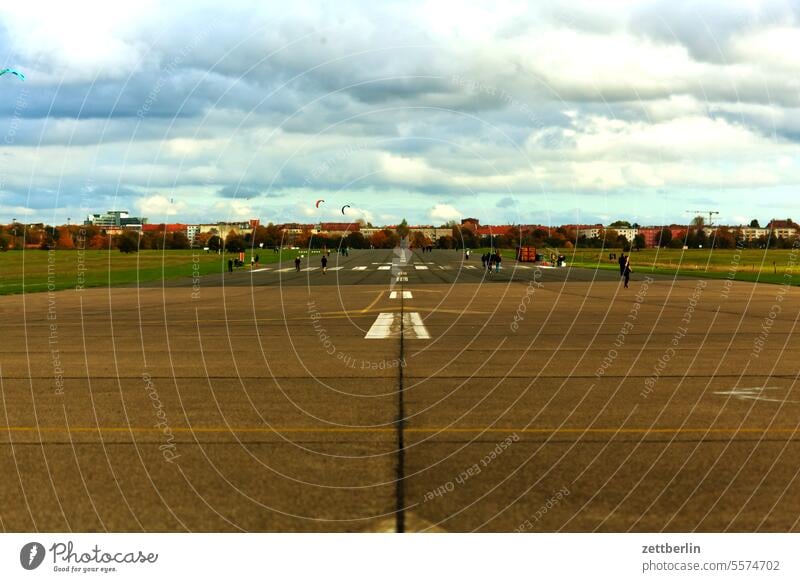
<box><xmin>685</xmin><ymin>210</ymin><xmax>719</xmax><ymax>227</ymax></box>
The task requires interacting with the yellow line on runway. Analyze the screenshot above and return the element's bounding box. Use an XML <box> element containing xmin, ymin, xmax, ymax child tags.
<box><xmin>360</xmin><ymin>291</ymin><xmax>386</xmax><ymax>314</ymax></box>
<box><xmin>1</xmin><ymin>426</ymin><xmax>798</xmax><ymax>435</ymax></box>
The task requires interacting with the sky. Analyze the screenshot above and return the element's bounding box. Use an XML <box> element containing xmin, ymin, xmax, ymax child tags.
<box><xmin>0</xmin><ymin>0</ymin><xmax>799</xmax><ymax>227</ymax></box>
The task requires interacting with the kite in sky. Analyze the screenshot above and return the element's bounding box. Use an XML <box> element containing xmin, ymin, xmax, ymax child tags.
<box><xmin>315</xmin><ymin>199</ymin><xmax>325</xmax><ymax>208</ymax></box>
<box><xmin>341</xmin><ymin>204</ymin><xmax>350</xmax><ymax>215</ymax></box>
<box><xmin>0</xmin><ymin>68</ymin><xmax>25</xmax><ymax>81</ymax></box>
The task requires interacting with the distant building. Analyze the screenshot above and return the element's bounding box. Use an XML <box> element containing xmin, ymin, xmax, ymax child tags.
<box><xmin>85</xmin><ymin>210</ymin><xmax>147</xmax><ymax>230</ymax></box>
<box><xmin>575</xmin><ymin>225</ymin><xmax>604</xmax><ymax>239</ymax></box>
<box><xmin>142</xmin><ymin>223</ymin><xmax>188</xmax><ymax>234</ymax></box>
<box><xmin>767</xmin><ymin>219</ymin><xmax>798</xmax><ymax>239</ymax></box>
<box><xmin>637</xmin><ymin>227</ymin><xmax>662</xmax><ymax>248</ymax></box>
<box><xmin>199</xmin><ymin>221</ymin><xmax>256</xmax><ymax>240</ymax></box>
<box><xmin>461</xmin><ymin>218</ymin><xmax>480</xmax><ymax>231</ymax></box>
<box><xmin>740</xmin><ymin>226</ymin><xmax>768</xmax><ymax>241</ymax></box>
<box><xmin>475</xmin><ymin>225</ymin><xmax>516</xmax><ymax>237</ymax></box>
<box><xmin>614</xmin><ymin>227</ymin><xmax>639</xmax><ymax>241</ymax></box>
<box><xmin>318</xmin><ymin>222</ymin><xmax>361</xmax><ymax>236</ymax></box>
<box><xmin>408</xmin><ymin>225</ymin><xmax>452</xmax><ymax>241</ymax></box>
<box><xmin>186</xmin><ymin>224</ymin><xmax>201</xmax><ymax>243</ymax></box>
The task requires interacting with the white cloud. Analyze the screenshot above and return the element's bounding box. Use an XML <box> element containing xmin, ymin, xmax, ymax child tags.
<box><xmin>429</xmin><ymin>203</ymin><xmax>462</xmax><ymax>222</ymax></box>
<box><xmin>137</xmin><ymin>194</ymin><xmax>185</xmax><ymax>218</ymax></box>
<box><xmin>214</xmin><ymin>199</ymin><xmax>253</xmax><ymax>219</ymax></box>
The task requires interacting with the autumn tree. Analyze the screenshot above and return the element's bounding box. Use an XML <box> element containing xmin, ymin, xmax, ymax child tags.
<box><xmin>225</xmin><ymin>232</ymin><xmax>246</xmax><ymax>253</ymax></box>
<box><xmin>657</xmin><ymin>228</ymin><xmax>673</xmax><ymax>248</ymax></box>
<box><xmin>116</xmin><ymin>231</ymin><xmax>139</xmax><ymax>253</ymax></box>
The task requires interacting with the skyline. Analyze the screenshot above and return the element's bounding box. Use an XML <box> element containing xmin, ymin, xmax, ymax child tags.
<box><xmin>1</xmin><ymin>1</ymin><xmax>800</xmax><ymax>226</ymax></box>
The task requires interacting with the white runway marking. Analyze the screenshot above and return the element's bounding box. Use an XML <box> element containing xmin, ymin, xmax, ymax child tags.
<box><xmin>438</xmin><ymin>265</ymin><xmax>451</xmax><ymax>270</ymax></box>
<box><xmin>250</xmin><ymin>268</ymin><xmax>271</xmax><ymax>272</ymax></box>
<box><xmin>415</xmin><ymin>265</ymin><xmax>429</xmax><ymax>270</ymax></box>
<box><xmin>389</xmin><ymin>291</ymin><xmax>413</xmax><ymax>299</ymax></box>
<box><xmin>328</xmin><ymin>266</ymin><xmax>344</xmax><ymax>271</ymax></box>
<box><xmin>464</xmin><ymin>265</ymin><xmax>476</xmax><ymax>269</ymax></box>
<box><xmin>352</xmin><ymin>266</ymin><xmax>368</xmax><ymax>270</ymax></box>
<box><xmin>404</xmin><ymin>312</ymin><xmax>431</xmax><ymax>339</ymax></box>
<box><xmin>302</xmin><ymin>267</ymin><xmax>319</xmax><ymax>271</ymax></box>
<box><xmin>365</xmin><ymin>313</ymin><xmax>397</xmax><ymax>339</ymax></box>
<box><xmin>378</xmin><ymin>265</ymin><xmax>391</xmax><ymax>270</ymax></box>
<box><xmin>365</xmin><ymin>312</ymin><xmax>430</xmax><ymax>339</ymax></box>
<box><xmin>516</xmin><ymin>265</ymin><xmax>532</xmax><ymax>269</ymax></box>
<box><xmin>397</xmin><ymin>276</ymin><xmax>408</xmax><ymax>281</ymax></box>
<box><xmin>277</xmin><ymin>267</ymin><xmax>296</xmax><ymax>272</ymax></box>
<box><xmin>714</xmin><ymin>387</ymin><xmax>798</xmax><ymax>403</ymax></box>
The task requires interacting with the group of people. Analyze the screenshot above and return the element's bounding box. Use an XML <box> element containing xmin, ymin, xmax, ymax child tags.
<box><xmin>420</xmin><ymin>245</ymin><xmax>434</xmax><ymax>253</ymax></box>
<box><xmin>481</xmin><ymin>252</ymin><xmax>502</xmax><ymax>273</ymax></box>
<box><xmin>227</xmin><ymin>254</ymin><xmax>260</xmax><ymax>272</ymax></box>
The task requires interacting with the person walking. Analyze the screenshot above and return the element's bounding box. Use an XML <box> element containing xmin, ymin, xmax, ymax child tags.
<box><xmin>321</xmin><ymin>255</ymin><xmax>328</xmax><ymax>274</ymax></box>
<box><xmin>227</xmin><ymin>258</ymin><xmax>233</xmax><ymax>273</ymax></box>
<box><xmin>294</xmin><ymin>256</ymin><xmax>301</xmax><ymax>272</ymax></box>
<box><xmin>495</xmin><ymin>252</ymin><xmax>501</xmax><ymax>273</ymax></box>
<box><xmin>255</xmin><ymin>254</ymin><xmax>259</xmax><ymax>267</ymax></box>
<box><xmin>465</xmin><ymin>249</ymin><xmax>470</xmax><ymax>260</ymax></box>
<box><xmin>618</xmin><ymin>253</ymin><xmax>627</xmax><ymax>277</ymax></box>
<box><xmin>623</xmin><ymin>257</ymin><xmax>632</xmax><ymax>289</ymax></box>
<box><xmin>481</xmin><ymin>253</ymin><xmax>487</xmax><ymax>269</ymax></box>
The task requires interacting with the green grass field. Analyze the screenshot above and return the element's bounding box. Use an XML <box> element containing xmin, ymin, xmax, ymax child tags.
<box><xmin>473</xmin><ymin>246</ymin><xmax>800</xmax><ymax>286</ymax></box>
<box><xmin>0</xmin><ymin>248</ymin><xmax>303</xmax><ymax>295</ymax></box>
<box><xmin>2</xmin><ymin>246</ymin><xmax>798</xmax><ymax>295</ymax></box>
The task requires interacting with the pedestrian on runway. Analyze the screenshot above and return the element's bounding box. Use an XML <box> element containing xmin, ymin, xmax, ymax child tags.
<box><xmin>465</xmin><ymin>249</ymin><xmax>470</xmax><ymax>260</ymax></box>
<box><xmin>250</xmin><ymin>256</ymin><xmax>255</xmax><ymax>268</ymax></box>
<box><xmin>623</xmin><ymin>258</ymin><xmax>632</xmax><ymax>288</ymax></box>
<box><xmin>495</xmin><ymin>253</ymin><xmax>501</xmax><ymax>273</ymax></box>
<box><xmin>619</xmin><ymin>253</ymin><xmax>627</xmax><ymax>277</ymax></box>
<box><xmin>481</xmin><ymin>253</ymin><xmax>487</xmax><ymax>269</ymax></box>
<box><xmin>321</xmin><ymin>255</ymin><xmax>328</xmax><ymax>274</ymax></box>
<box><xmin>294</xmin><ymin>256</ymin><xmax>301</xmax><ymax>272</ymax></box>
<box><xmin>255</xmin><ymin>254</ymin><xmax>259</xmax><ymax>267</ymax></box>
<box><xmin>227</xmin><ymin>258</ymin><xmax>233</xmax><ymax>273</ymax></box>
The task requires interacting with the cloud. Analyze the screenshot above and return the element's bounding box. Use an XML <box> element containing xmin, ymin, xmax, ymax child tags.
<box><xmin>137</xmin><ymin>194</ymin><xmax>186</xmax><ymax>218</ymax></box>
<box><xmin>214</xmin><ymin>199</ymin><xmax>253</xmax><ymax>219</ymax></box>
<box><xmin>429</xmin><ymin>203</ymin><xmax>462</xmax><ymax>222</ymax></box>
<box><xmin>217</xmin><ymin>185</ymin><xmax>261</xmax><ymax>199</ymax></box>
<box><xmin>0</xmin><ymin>0</ymin><xmax>796</xmax><ymax>227</ymax></box>
<box><xmin>496</xmin><ymin>196</ymin><xmax>515</xmax><ymax>208</ymax></box>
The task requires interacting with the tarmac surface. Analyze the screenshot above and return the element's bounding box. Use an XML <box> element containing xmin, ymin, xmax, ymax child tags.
<box><xmin>0</xmin><ymin>249</ymin><xmax>799</xmax><ymax>532</ymax></box>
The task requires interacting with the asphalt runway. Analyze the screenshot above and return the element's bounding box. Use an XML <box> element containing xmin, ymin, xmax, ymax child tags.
<box><xmin>1</xmin><ymin>249</ymin><xmax>799</xmax><ymax>532</ymax></box>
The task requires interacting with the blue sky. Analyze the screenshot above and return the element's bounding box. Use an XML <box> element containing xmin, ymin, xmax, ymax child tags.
<box><xmin>0</xmin><ymin>0</ymin><xmax>799</xmax><ymax>227</ymax></box>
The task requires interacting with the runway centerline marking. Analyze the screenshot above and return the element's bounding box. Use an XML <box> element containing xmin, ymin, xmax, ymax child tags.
<box><xmin>414</xmin><ymin>265</ymin><xmax>429</xmax><ymax>270</ymax></box>
<box><xmin>378</xmin><ymin>265</ymin><xmax>391</xmax><ymax>270</ymax></box>
<box><xmin>352</xmin><ymin>266</ymin><xmax>368</xmax><ymax>270</ymax></box>
<box><xmin>390</xmin><ymin>291</ymin><xmax>413</xmax><ymax>299</ymax></box>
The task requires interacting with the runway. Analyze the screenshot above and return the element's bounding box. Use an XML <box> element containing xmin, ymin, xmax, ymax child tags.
<box><xmin>0</xmin><ymin>249</ymin><xmax>798</xmax><ymax>532</ymax></box>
